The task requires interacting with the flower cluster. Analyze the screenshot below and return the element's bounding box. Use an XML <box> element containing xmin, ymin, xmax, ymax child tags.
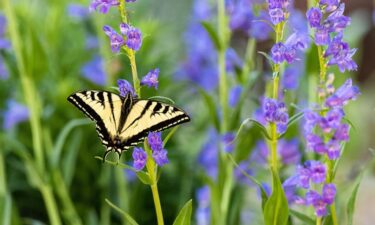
<box><xmin>89</xmin><ymin>0</ymin><xmax>137</xmax><ymax>14</ymax></box>
<box><xmin>267</xmin><ymin>0</ymin><xmax>290</xmax><ymax>25</ymax></box>
<box><xmin>262</xmin><ymin>98</ymin><xmax>289</xmax><ymax>133</ymax></box>
<box><xmin>306</xmin><ymin>2</ymin><xmax>357</xmax><ymax>72</ymax></box>
<box><xmin>103</xmin><ymin>23</ymin><xmax>142</xmax><ymax>52</ymax></box>
<box><xmin>304</xmin><ymin>79</ymin><xmax>359</xmax><ymax>159</ymax></box>
<box><xmin>284</xmin><ymin>161</ymin><xmax>336</xmax><ymax>216</ymax></box>
<box><xmin>118</xmin><ymin>79</ymin><xmax>137</xmax><ymax>98</ymax></box>
<box><xmin>271</xmin><ymin>32</ymin><xmax>309</xmax><ymax>64</ymax></box>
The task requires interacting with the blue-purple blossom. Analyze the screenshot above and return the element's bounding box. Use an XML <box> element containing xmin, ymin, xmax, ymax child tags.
<box><xmin>227</xmin><ymin>0</ymin><xmax>253</xmax><ymax>31</ymax></box>
<box><xmin>234</xmin><ymin>161</ymin><xmax>254</xmax><ymax>186</ymax></box>
<box><xmin>85</xmin><ymin>36</ymin><xmax>99</xmax><ymax>50</ymax></box>
<box><xmin>152</xmin><ymin>148</ymin><xmax>169</xmax><ymax>166</ymax></box>
<box><xmin>314</xmin><ymin>26</ymin><xmax>330</xmax><ymax>46</ymax></box>
<box><xmin>148</xmin><ymin>132</ymin><xmax>163</xmax><ymax>151</ymax></box>
<box><xmin>294</xmin><ymin>161</ymin><xmax>326</xmax><ymax>189</ymax></box>
<box><xmin>306</xmin><ymin>7</ymin><xmax>322</xmax><ymax>28</ymax></box>
<box><xmin>141</xmin><ymin>68</ymin><xmax>159</xmax><ymax>89</ymax></box>
<box><xmin>226</xmin><ymin>48</ymin><xmax>242</xmax><ymax>73</ymax></box>
<box><xmin>324</xmin><ymin>34</ymin><xmax>357</xmax><ymax>72</ymax></box>
<box><xmin>325</xmin><ymin>79</ymin><xmax>360</xmax><ymax>108</ymax></box>
<box><xmin>67</xmin><ymin>4</ymin><xmax>89</xmax><ymax>20</ymax></box>
<box><xmin>319</xmin><ymin>0</ymin><xmax>340</xmax><ymax>12</ymax></box>
<box><xmin>271</xmin><ymin>32</ymin><xmax>308</xmax><ymax>64</ymax></box>
<box><xmin>262</xmin><ymin>98</ymin><xmax>289</xmax><ymax>133</ymax></box>
<box><xmin>322</xmin><ymin>183</ymin><xmax>336</xmax><ymax>204</ymax></box>
<box><xmin>324</xmin><ymin>4</ymin><xmax>350</xmax><ymax>33</ymax></box>
<box><xmin>89</xmin><ymin>0</ymin><xmax>119</xmax><ymax>14</ymax></box>
<box><xmin>3</xmin><ymin>100</ymin><xmax>29</xmax><ymax>130</ymax></box>
<box><xmin>120</xmin><ymin>23</ymin><xmax>142</xmax><ymax>51</ymax></box>
<box><xmin>132</xmin><ymin>147</ymin><xmax>147</xmax><ymax>171</ymax></box>
<box><xmin>103</xmin><ymin>25</ymin><xmax>125</xmax><ymax>52</ymax></box>
<box><xmin>196</xmin><ymin>186</ymin><xmax>210</xmax><ymax>225</ymax></box>
<box><xmin>198</xmin><ymin>129</ymin><xmax>218</xmax><ymax>178</ymax></box>
<box><xmin>250</xmin><ymin>11</ymin><xmax>273</xmax><ymax>41</ymax></box>
<box><xmin>222</xmin><ymin>132</ymin><xmax>235</xmax><ymax>152</ymax></box>
<box><xmin>267</xmin><ymin>0</ymin><xmax>290</xmax><ymax>25</ymax></box>
<box><xmin>117</xmin><ymin>79</ymin><xmax>137</xmax><ymax>97</ymax></box>
<box><xmin>229</xmin><ymin>85</ymin><xmax>242</xmax><ymax>107</ymax></box>
<box><xmin>282</xmin><ymin>62</ymin><xmax>303</xmax><ymax>90</ymax></box>
<box><xmin>81</xmin><ymin>55</ymin><xmax>106</xmax><ymax>85</ymax></box>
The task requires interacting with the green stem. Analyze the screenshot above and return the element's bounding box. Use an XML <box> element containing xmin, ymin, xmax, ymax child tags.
<box><xmin>145</xmin><ymin>144</ymin><xmax>164</xmax><ymax>225</ymax></box>
<box><xmin>217</xmin><ymin>0</ymin><xmax>228</xmax><ymax>133</ymax></box>
<box><xmin>127</xmin><ymin>50</ymin><xmax>141</xmax><ymax>97</ymax></box>
<box><xmin>40</xmin><ymin>185</ymin><xmax>62</xmax><ymax>225</ymax></box>
<box><xmin>316</xmin><ymin>217</ymin><xmax>322</xmax><ymax>225</ymax></box>
<box><xmin>330</xmin><ymin>203</ymin><xmax>338</xmax><ymax>225</ymax></box>
<box><xmin>0</xmin><ymin>153</ymin><xmax>6</xmax><ymax>197</ymax></box>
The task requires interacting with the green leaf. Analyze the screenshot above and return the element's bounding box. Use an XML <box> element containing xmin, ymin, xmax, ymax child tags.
<box><xmin>95</xmin><ymin>156</ymin><xmax>152</xmax><ymax>185</ymax></box>
<box><xmin>201</xmin><ymin>21</ymin><xmax>221</xmax><ymax>50</ymax></box>
<box><xmin>198</xmin><ymin>89</ymin><xmax>220</xmax><ymax>130</ymax></box>
<box><xmin>279</xmin><ymin>111</ymin><xmax>304</xmax><ymax>139</ymax></box>
<box><xmin>148</xmin><ymin>96</ymin><xmax>175</xmax><ymax>104</ymax></box>
<box><xmin>105</xmin><ymin>198</ymin><xmax>139</xmax><ymax>225</ymax></box>
<box><xmin>258</xmin><ymin>51</ymin><xmax>274</xmax><ymax>66</ymax></box>
<box><xmin>289</xmin><ymin>209</ymin><xmax>315</xmax><ymax>225</ymax></box>
<box><xmin>226</xmin><ymin>154</ymin><xmax>268</xmax><ymax>208</ymax></box>
<box><xmin>263</xmin><ymin>169</ymin><xmax>289</xmax><ymax>225</ymax></box>
<box><xmin>239</xmin><ymin>118</ymin><xmax>271</xmax><ymax>140</ymax></box>
<box><xmin>346</xmin><ymin>170</ymin><xmax>365</xmax><ymax>225</ymax></box>
<box><xmin>172</xmin><ymin>199</ymin><xmax>193</xmax><ymax>225</ymax></box>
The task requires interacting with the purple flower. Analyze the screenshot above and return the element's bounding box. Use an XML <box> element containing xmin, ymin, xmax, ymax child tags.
<box><xmin>296</xmin><ymin>166</ymin><xmax>312</xmax><ymax>189</ymax></box>
<box><xmin>279</xmin><ymin>139</ymin><xmax>301</xmax><ymax>165</ymax></box>
<box><xmin>81</xmin><ymin>55</ymin><xmax>106</xmax><ymax>85</ymax></box>
<box><xmin>282</xmin><ymin>62</ymin><xmax>303</xmax><ymax>90</ymax></box>
<box><xmin>222</xmin><ymin>132</ymin><xmax>235</xmax><ymax>152</ymax></box>
<box><xmin>67</xmin><ymin>4</ymin><xmax>89</xmax><ymax>20</ymax></box>
<box><xmin>306</xmin><ymin>190</ymin><xmax>327</xmax><ymax>217</ymax></box>
<box><xmin>126</xmin><ymin>0</ymin><xmax>137</xmax><ymax>2</ymax></box>
<box><xmin>324</xmin><ymin>4</ymin><xmax>350</xmax><ymax>33</ymax></box>
<box><xmin>152</xmin><ymin>148</ymin><xmax>169</xmax><ymax>166</ymax></box>
<box><xmin>89</xmin><ymin>0</ymin><xmax>119</xmax><ymax>14</ymax></box>
<box><xmin>262</xmin><ymin>98</ymin><xmax>289</xmax><ymax>133</ymax></box>
<box><xmin>305</xmin><ymin>190</ymin><xmax>320</xmax><ymax>205</ymax></box>
<box><xmin>192</xmin><ymin>0</ymin><xmax>212</xmax><ymax>21</ymax></box>
<box><xmin>198</xmin><ymin>129</ymin><xmax>218</xmax><ymax>179</ymax></box>
<box><xmin>117</xmin><ymin>79</ymin><xmax>136</xmax><ymax>97</ymax></box>
<box><xmin>196</xmin><ymin>186</ymin><xmax>210</xmax><ymax>225</ymax></box>
<box><xmin>103</xmin><ymin>25</ymin><xmax>124</xmax><ymax>52</ymax></box>
<box><xmin>3</xmin><ymin>100</ymin><xmax>29</xmax><ymax>130</ymax></box>
<box><xmin>319</xmin><ymin>0</ymin><xmax>340</xmax><ymax>12</ymax></box>
<box><xmin>307</xmin><ymin>161</ymin><xmax>326</xmax><ymax>184</ymax></box>
<box><xmin>251</xmin><ymin>141</ymin><xmax>269</xmax><ymax>165</ymax></box>
<box><xmin>120</xmin><ymin>23</ymin><xmax>142</xmax><ymax>51</ymax></box>
<box><xmin>226</xmin><ymin>48</ymin><xmax>242</xmax><ymax>73</ymax></box>
<box><xmin>268</xmin><ymin>7</ymin><xmax>284</xmax><ymax>25</ymax></box>
<box><xmin>306</xmin><ymin>7</ymin><xmax>322</xmax><ymax>28</ymax></box>
<box><xmin>325</xmin><ymin>79</ymin><xmax>360</xmax><ymax>108</ymax></box>
<box><xmin>85</xmin><ymin>36</ymin><xmax>99</xmax><ymax>50</ymax></box>
<box><xmin>333</xmin><ymin>124</ymin><xmax>349</xmax><ymax>141</ymax></box>
<box><xmin>148</xmin><ymin>132</ymin><xmax>163</xmax><ymax>151</ymax></box>
<box><xmin>229</xmin><ymin>85</ymin><xmax>242</xmax><ymax>107</ymax></box>
<box><xmin>314</xmin><ymin>26</ymin><xmax>330</xmax><ymax>46</ymax></box>
<box><xmin>322</xmin><ymin>183</ymin><xmax>336</xmax><ymax>204</ymax></box>
<box><xmin>132</xmin><ymin>147</ymin><xmax>147</xmax><ymax>171</ymax></box>
<box><xmin>141</xmin><ymin>68</ymin><xmax>159</xmax><ymax>89</ymax></box>
<box><xmin>271</xmin><ymin>42</ymin><xmax>287</xmax><ymax>64</ymax></box>
<box><xmin>228</xmin><ymin>0</ymin><xmax>253</xmax><ymax>31</ymax></box>
<box><xmin>250</xmin><ymin>11</ymin><xmax>273</xmax><ymax>41</ymax></box>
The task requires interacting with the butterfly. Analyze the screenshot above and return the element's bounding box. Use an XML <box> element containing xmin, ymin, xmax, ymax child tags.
<box><xmin>67</xmin><ymin>90</ymin><xmax>190</xmax><ymax>161</ymax></box>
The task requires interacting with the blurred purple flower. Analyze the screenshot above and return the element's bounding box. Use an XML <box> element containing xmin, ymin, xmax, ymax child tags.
<box><xmin>85</xmin><ymin>35</ymin><xmax>99</xmax><ymax>50</ymax></box>
<box><xmin>262</xmin><ymin>98</ymin><xmax>289</xmax><ymax>133</ymax></box>
<box><xmin>126</xmin><ymin>0</ymin><xmax>137</xmax><ymax>2</ymax></box>
<box><xmin>198</xmin><ymin>129</ymin><xmax>218</xmax><ymax>179</ymax></box>
<box><xmin>325</xmin><ymin>79</ymin><xmax>360</xmax><ymax>108</ymax></box>
<box><xmin>306</xmin><ymin>7</ymin><xmax>322</xmax><ymax>28</ymax></box>
<box><xmin>67</xmin><ymin>4</ymin><xmax>89</xmax><ymax>20</ymax></box>
<box><xmin>228</xmin><ymin>85</ymin><xmax>242</xmax><ymax>108</ymax></box>
<box><xmin>89</xmin><ymin>0</ymin><xmax>119</xmax><ymax>14</ymax></box>
<box><xmin>222</xmin><ymin>132</ymin><xmax>235</xmax><ymax>152</ymax></box>
<box><xmin>267</xmin><ymin>0</ymin><xmax>290</xmax><ymax>25</ymax></box>
<box><xmin>250</xmin><ymin>11</ymin><xmax>273</xmax><ymax>41</ymax></box>
<box><xmin>295</xmin><ymin>161</ymin><xmax>326</xmax><ymax>188</ymax></box>
<box><xmin>81</xmin><ymin>55</ymin><xmax>106</xmax><ymax>85</ymax></box>
<box><xmin>319</xmin><ymin>0</ymin><xmax>340</xmax><ymax>12</ymax></box>
<box><xmin>117</xmin><ymin>79</ymin><xmax>136</xmax><ymax>97</ymax></box>
<box><xmin>192</xmin><ymin>0</ymin><xmax>212</xmax><ymax>21</ymax></box>
<box><xmin>120</xmin><ymin>23</ymin><xmax>142</xmax><ymax>51</ymax></box>
<box><xmin>324</xmin><ymin>4</ymin><xmax>350</xmax><ymax>33</ymax></box>
<box><xmin>0</xmin><ymin>14</ymin><xmax>11</xmax><ymax>50</ymax></box>
<box><xmin>282</xmin><ymin>62</ymin><xmax>303</xmax><ymax>90</ymax></box>
<box><xmin>228</xmin><ymin>0</ymin><xmax>253</xmax><ymax>31</ymax></box>
<box><xmin>226</xmin><ymin>48</ymin><xmax>242</xmax><ymax>73</ymax></box>
<box><xmin>3</xmin><ymin>100</ymin><xmax>29</xmax><ymax>130</ymax></box>
<box><xmin>234</xmin><ymin>161</ymin><xmax>254</xmax><ymax>186</ymax></box>
<box><xmin>322</xmin><ymin>183</ymin><xmax>336</xmax><ymax>204</ymax></box>
<box><xmin>103</xmin><ymin>25</ymin><xmax>125</xmax><ymax>52</ymax></box>
<box><xmin>196</xmin><ymin>186</ymin><xmax>210</xmax><ymax>225</ymax></box>
<box><xmin>132</xmin><ymin>147</ymin><xmax>147</xmax><ymax>171</ymax></box>
<box><xmin>141</xmin><ymin>68</ymin><xmax>159</xmax><ymax>89</ymax></box>
<box><xmin>314</xmin><ymin>26</ymin><xmax>330</xmax><ymax>46</ymax></box>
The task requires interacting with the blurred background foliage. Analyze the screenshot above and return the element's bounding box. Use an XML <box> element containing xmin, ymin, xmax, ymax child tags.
<box><xmin>0</xmin><ymin>0</ymin><xmax>375</xmax><ymax>224</ymax></box>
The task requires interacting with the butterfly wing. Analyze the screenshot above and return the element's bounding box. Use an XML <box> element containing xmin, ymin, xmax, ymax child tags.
<box><xmin>67</xmin><ymin>90</ymin><xmax>124</xmax><ymax>149</ymax></box>
<box><xmin>118</xmin><ymin>100</ymin><xmax>190</xmax><ymax>147</ymax></box>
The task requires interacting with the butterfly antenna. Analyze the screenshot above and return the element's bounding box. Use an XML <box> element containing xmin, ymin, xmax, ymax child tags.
<box><xmin>103</xmin><ymin>150</ymin><xmax>111</xmax><ymax>163</ymax></box>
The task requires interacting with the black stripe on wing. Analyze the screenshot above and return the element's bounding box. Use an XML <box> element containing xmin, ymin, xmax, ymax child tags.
<box><xmin>122</xmin><ymin>114</ymin><xmax>190</xmax><ymax>147</ymax></box>
<box><xmin>67</xmin><ymin>93</ymin><xmax>112</xmax><ymax>147</ymax></box>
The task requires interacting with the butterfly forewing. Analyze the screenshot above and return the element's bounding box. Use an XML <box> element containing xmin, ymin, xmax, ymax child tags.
<box><xmin>67</xmin><ymin>90</ymin><xmax>123</xmax><ymax>148</ymax></box>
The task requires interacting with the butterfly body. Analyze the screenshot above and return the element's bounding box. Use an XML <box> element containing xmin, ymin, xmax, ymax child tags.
<box><xmin>67</xmin><ymin>90</ymin><xmax>190</xmax><ymax>159</ymax></box>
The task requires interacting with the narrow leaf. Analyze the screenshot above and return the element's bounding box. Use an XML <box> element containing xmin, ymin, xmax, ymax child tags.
<box><xmin>201</xmin><ymin>21</ymin><xmax>221</xmax><ymax>50</ymax></box>
<box><xmin>173</xmin><ymin>199</ymin><xmax>193</xmax><ymax>225</ymax></box>
<box><xmin>347</xmin><ymin>170</ymin><xmax>365</xmax><ymax>225</ymax></box>
<box><xmin>264</xmin><ymin>169</ymin><xmax>289</xmax><ymax>225</ymax></box>
<box><xmin>289</xmin><ymin>209</ymin><xmax>315</xmax><ymax>225</ymax></box>
<box><xmin>148</xmin><ymin>96</ymin><xmax>175</xmax><ymax>104</ymax></box>
<box><xmin>105</xmin><ymin>198</ymin><xmax>139</xmax><ymax>225</ymax></box>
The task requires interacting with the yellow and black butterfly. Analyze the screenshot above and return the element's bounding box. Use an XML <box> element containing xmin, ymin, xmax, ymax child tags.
<box><xmin>67</xmin><ymin>90</ymin><xmax>190</xmax><ymax>161</ymax></box>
